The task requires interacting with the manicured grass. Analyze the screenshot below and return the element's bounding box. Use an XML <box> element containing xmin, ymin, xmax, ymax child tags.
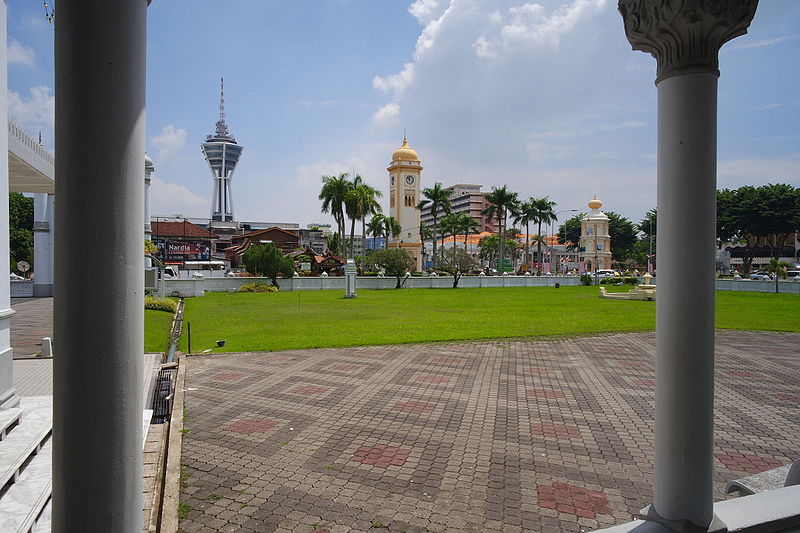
<box><xmin>181</xmin><ymin>286</ymin><xmax>799</xmax><ymax>353</ymax></box>
<box><xmin>145</xmin><ymin>309</ymin><xmax>174</xmax><ymax>353</ymax></box>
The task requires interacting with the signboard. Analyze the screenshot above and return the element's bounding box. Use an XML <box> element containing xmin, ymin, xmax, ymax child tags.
<box><xmin>300</xmin><ymin>262</ymin><xmax>311</xmax><ymax>271</ymax></box>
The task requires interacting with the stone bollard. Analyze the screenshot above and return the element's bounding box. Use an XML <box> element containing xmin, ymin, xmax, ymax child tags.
<box><xmin>42</xmin><ymin>337</ymin><xmax>53</xmax><ymax>358</ymax></box>
<box><xmin>344</xmin><ymin>259</ymin><xmax>357</xmax><ymax>298</ymax></box>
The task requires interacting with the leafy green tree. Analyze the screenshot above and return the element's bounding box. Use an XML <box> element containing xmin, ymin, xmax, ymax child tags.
<box><xmin>367</xmin><ymin>215</ymin><xmax>386</xmax><ymax>249</ymax></box>
<box><xmin>344</xmin><ymin>175</ymin><xmax>382</xmax><ymax>258</ymax></box>
<box><xmin>530</xmin><ymin>197</ymin><xmax>557</xmax><ymax>273</ymax></box>
<box><xmin>605</xmin><ymin>211</ymin><xmax>639</xmax><ymax>262</ymax></box>
<box><xmin>434</xmin><ymin>247</ymin><xmax>475</xmax><ymax>288</ymax></box>
<box><xmin>478</xmin><ymin>233</ymin><xmax>519</xmax><ymax>271</ymax></box>
<box><xmin>242</xmin><ymin>243</ymin><xmax>295</xmax><ymax>285</ymax></box>
<box><xmin>416</xmin><ymin>183</ymin><xmax>453</xmax><ymax>261</ymax></box>
<box><xmin>325</xmin><ymin>232</ymin><xmax>341</xmax><ymax>256</ymax></box>
<box><xmin>482</xmin><ymin>185</ymin><xmax>519</xmax><ymax>271</ymax></box>
<box><xmin>418</xmin><ymin>221</ymin><xmax>433</xmax><ymax>266</ymax></box>
<box><xmin>372</xmin><ymin>248</ymin><xmax>414</xmax><ymax>288</ymax></box>
<box><xmin>558</xmin><ymin>213</ymin><xmax>584</xmax><ymax>251</ymax></box>
<box><xmin>319</xmin><ymin>173</ymin><xmax>352</xmax><ymax>257</ymax></box>
<box><xmin>9</xmin><ymin>193</ymin><xmax>34</xmax><ymax>270</ymax></box>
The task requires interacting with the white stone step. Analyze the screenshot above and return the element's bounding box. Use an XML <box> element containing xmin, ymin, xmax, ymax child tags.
<box><xmin>0</xmin><ymin>408</ymin><xmax>22</xmax><ymax>441</ymax></box>
<box><xmin>0</xmin><ymin>438</ymin><xmax>52</xmax><ymax>533</ymax></box>
<box><xmin>30</xmin><ymin>500</ymin><xmax>49</xmax><ymax>533</ymax></box>
<box><xmin>0</xmin><ymin>397</ymin><xmax>52</xmax><ymax>491</ymax></box>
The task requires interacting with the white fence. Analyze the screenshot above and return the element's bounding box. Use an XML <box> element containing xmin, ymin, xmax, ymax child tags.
<box><xmin>10</xmin><ymin>280</ymin><xmax>34</xmax><ymax>298</ymax></box>
<box><xmin>156</xmin><ymin>275</ymin><xmax>800</xmax><ymax>298</ymax></box>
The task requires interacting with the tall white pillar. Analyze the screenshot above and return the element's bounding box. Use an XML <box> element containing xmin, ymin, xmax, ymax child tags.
<box><xmin>53</xmin><ymin>1</ymin><xmax>147</xmax><ymax>531</ymax></box>
<box><xmin>33</xmin><ymin>193</ymin><xmax>55</xmax><ymax>297</ymax></box>
<box><xmin>619</xmin><ymin>2</ymin><xmax>758</xmax><ymax>530</ymax></box>
<box><xmin>0</xmin><ymin>0</ymin><xmax>20</xmax><ymax>410</ymax></box>
<box><xmin>144</xmin><ymin>154</ymin><xmax>154</xmax><ymax>239</ymax></box>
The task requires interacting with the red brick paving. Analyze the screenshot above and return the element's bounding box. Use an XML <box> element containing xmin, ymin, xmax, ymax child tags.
<box><xmin>181</xmin><ymin>331</ymin><xmax>800</xmax><ymax>532</ymax></box>
<box><xmin>213</xmin><ymin>372</ymin><xmax>249</xmax><ymax>381</ymax></box>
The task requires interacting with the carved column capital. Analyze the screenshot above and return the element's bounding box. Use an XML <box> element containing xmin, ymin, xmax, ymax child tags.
<box><xmin>618</xmin><ymin>0</ymin><xmax>758</xmax><ymax>83</ymax></box>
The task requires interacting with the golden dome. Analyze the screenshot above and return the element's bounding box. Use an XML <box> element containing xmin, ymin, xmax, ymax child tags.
<box><xmin>392</xmin><ymin>137</ymin><xmax>420</xmax><ymax>162</ymax></box>
<box><xmin>588</xmin><ymin>196</ymin><xmax>603</xmax><ymax>210</ymax></box>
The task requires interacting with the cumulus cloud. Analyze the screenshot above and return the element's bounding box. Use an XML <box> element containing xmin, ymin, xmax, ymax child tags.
<box><xmin>8</xmin><ymin>86</ymin><xmax>55</xmax><ymax>146</ymax></box>
<box><xmin>372</xmin><ymin>103</ymin><xmax>401</xmax><ymax>128</ymax></box>
<box><xmin>8</xmin><ymin>39</ymin><xmax>36</xmax><ymax>67</ymax></box>
<box><xmin>151</xmin><ymin>124</ymin><xmax>190</xmax><ymax>162</ymax></box>
<box><xmin>149</xmin><ymin>177</ymin><xmax>210</xmax><ymax>218</ymax></box>
<box><xmin>372</xmin><ymin>63</ymin><xmax>415</xmax><ymax>96</ymax></box>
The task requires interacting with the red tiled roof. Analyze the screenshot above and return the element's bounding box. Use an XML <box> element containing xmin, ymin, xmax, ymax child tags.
<box><xmin>151</xmin><ymin>221</ymin><xmax>218</xmax><ymax>239</ymax></box>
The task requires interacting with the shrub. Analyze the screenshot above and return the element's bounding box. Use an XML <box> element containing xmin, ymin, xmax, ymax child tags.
<box><xmin>580</xmin><ymin>274</ymin><xmax>593</xmax><ymax>286</ymax></box>
<box><xmin>624</xmin><ymin>277</ymin><xmax>640</xmax><ymax>285</ymax></box>
<box><xmin>599</xmin><ymin>277</ymin><xmax>625</xmax><ymax>285</ymax></box>
<box><xmin>144</xmin><ymin>296</ymin><xmax>177</xmax><ymax>313</ymax></box>
<box><xmin>239</xmin><ymin>281</ymin><xmax>278</xmax><ymax>293</ymax></box>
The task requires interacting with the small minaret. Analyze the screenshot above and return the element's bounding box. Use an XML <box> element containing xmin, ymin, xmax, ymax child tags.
<box><xmin>202</xmin><ymin>78</ymin><xmax>243</xmax><ymax>222</ymax></box>
<box><xmin>579</xmin><ymin>196</ymin><xmax>612</xmax><ymax>272</ymax></box>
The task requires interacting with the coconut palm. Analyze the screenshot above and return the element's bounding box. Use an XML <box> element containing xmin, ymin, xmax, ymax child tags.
<box><xmin>382</xmin><ymin>216</ymin><xmax>402</xmax><ymax>248</ymax></box>
<box><xmin>345</xmin><ymin>175</ymin><xmax>382</xmax><ymax>259</ymax></box>
<box><xmin>438</xmin><ymin>213</ymin><xmax>461</xmax><ymax>253</ymax></box>
<box><xmin>530</xmin><ymin>197</ymin><xmax>557</xmax><ymax>274</ymax></box>
<box><xmin>764</xmin><ymin>257</ymin><xmax>790</xmax><ymax>293</ymax></box>
<box><xmin>513</xmin><ymin>198</ymin><xmax>537</xmax><ymax>272</ymax></box>
<box><xmin>456</xmin><ymin>212</ymin><xmax>479</xmax><ymax>253</ymax></box>
<box><xmin>319</xmin><ymin>173</ymin><xmax>352</xmax><ymax>257</ymax></box>
<box><xmin>419</xmin><ymin>221</ymin><xmax>433</xmax><ymax>268</ymax></box>
<box><xmin>482</xmin><ymin>185</ymin><xmax>519</xmax><ymax>272</ymax></box>
<box><xmin>416</xmin><ymin>183</ymin><xmax>453</xmax><ymax>262</ymax></box>
<box><xmin>367</xmin><ymin>215</ymin><xmax>387</xmax><ymax>250</ymax></box>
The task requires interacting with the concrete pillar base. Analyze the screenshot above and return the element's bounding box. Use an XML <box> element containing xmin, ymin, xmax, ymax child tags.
<box><xmin>639</xmin><ymin>505</ymin><xmax>726</xmax><ymax>533</ymax></box>
<box><xmin>32</xmin><ymin>284</ymin><xmax>53</xmax><ymax>298</ymax></box>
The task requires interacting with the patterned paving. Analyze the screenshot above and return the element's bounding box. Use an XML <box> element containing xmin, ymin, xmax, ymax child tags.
<box><xmin>180</xmin><ymin>331</ymin><xmax>800</xmax><ymax>533</ymax></box>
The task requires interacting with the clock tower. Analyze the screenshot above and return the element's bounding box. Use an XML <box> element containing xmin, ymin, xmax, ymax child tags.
<box><xmin>388</xmin><ymin>136</ymin><xmax>423</xmax><ymax>271</ymax></box>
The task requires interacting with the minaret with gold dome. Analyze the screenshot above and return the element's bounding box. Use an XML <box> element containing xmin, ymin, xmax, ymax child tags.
<box><xmin>579</xmin><ymin>196</ymin><xmax>612</xmax><ymax>272</ymax></box>
<box><xmin>387</xmin><ymin>136</ymin><xmax>423</xmax><ymax>271</ymax></box>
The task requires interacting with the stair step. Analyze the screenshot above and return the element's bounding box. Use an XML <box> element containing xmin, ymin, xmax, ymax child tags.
<box><xmin>0</xmin><ymin>398</ymin><xmax>52</xmax><ymax>492</ymax></box>
<box><xmin>0</xmin><ymin>438</ymin><xmax>52</xmax><ymax>533</ymax></box>
<box><xmin>0</xmin><ymin>408</ymin><xmax>22</xmax><ymax>441</ymax></box>
<box><xmin>30</xmin><ymin>500</ymin><xmax>49</xmax><ymax>533</ymax></box>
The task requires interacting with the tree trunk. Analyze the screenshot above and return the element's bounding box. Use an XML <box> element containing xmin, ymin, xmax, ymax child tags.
<box><xmin>349</xmin><ymin>217</ymin><xmax>356</xmax><ymax>258</ymax></box>
<box><xmin>525</xmin><ymin>221</ymin><xmax>530</xmax><ymax>272</ymax></box>
<box><xmin>537</xmin><ymin>220</ymin><xmax>543</xmax><ymax>275</ymax></box>
<box><xmin>432</xmin><ymin>212</ymin><xmax>438</xmax><ymax>263</ymax></box>
<box><xmin>498</xmin><ymin>209</ymin><xmax>505</xmax><ymax>272</ymax></box>
<box><xmin>453</xmin><ymin>274</ymin><xmax>459</xmax><ymax>288</ymax></box>
<box><xmin>395</xmin><ymin>276</ymin><xmax>401</xmax><ymax>289</ymax></box>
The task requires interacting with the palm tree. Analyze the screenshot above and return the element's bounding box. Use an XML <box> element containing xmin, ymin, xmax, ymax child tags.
<box><xmin>530</xmin><ymin>197</ymin><xmax>557</xmax><ymax>274</ymax></box>
<box><xmin>482</xmin><ymin>185</ymin><xmax>519</xmax><ymax>272</ymax></box>
<box><xmin>513</xmin><ymin>198</ymin><xmax>536</xmax><ymax>272</ymax></box>
<box><xmin>319</xmin><ymin>173</ymin><xmax>352</xmax><ymax>257</ymax></box>
<box><xmin>457</xmin><ymin>212</ymin><xmax>479</xmax><ymax>253</ymax></box>
<box><xmin>345</xmin><ymin>175</ymin><xmax>382</xmax><ymax>259</ymax></box>
<box><xmin>419</xmin><ymin>221</ymin><xmax>433</xmax><ymax>268</ymax></box>
<box><xmin>439</xmin><ymin>213</ymin><xmax>461</xmax><ymax>253</ymax></box>
<box><xmin>764</xmin><ymin>257</ymin><xmax>790</xmax><ymax>293</ymax></box>
<box><xmin>416</xmin><ymin>183</ymin><xmax>453</xmax><ymax>263</ymax></box>
<box><xmin>367</xmin><ymin>215</ymin><xmax>386</xmax><ymax>251</ymax></box>
<box><xmin>382</xmin><ymin>216</ymin><xmax>402</xmax><ymax>248</ymax></box>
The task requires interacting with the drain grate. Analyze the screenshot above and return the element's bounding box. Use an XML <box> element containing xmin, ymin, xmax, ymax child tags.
<box><xmin>151</xmin><ymin>368</ymin><xmax>176</xmax><ymax>424</ymax></box>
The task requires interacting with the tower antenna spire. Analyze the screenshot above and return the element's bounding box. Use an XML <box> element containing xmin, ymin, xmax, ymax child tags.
<box><xmin>219</xmin><ymin>77</ymin><xmax>225</xmax><ymax>125</ymax></box>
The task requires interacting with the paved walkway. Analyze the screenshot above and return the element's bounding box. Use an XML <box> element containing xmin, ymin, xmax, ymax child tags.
<box><xmin>179</xmin><ymin>331</ymin><xmax>800</xmax><ymax>533</ymax></box>
<box><xmin>11</xmin><ymin>297</ymin><xmax>53</xmax><ymax>358</ymax></box>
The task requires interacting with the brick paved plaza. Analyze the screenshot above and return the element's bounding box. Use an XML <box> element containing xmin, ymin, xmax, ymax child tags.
<box><xmin>180</xmin><ymin>331</ymin><xmax>799</xmax><ymax>533</ymax></box>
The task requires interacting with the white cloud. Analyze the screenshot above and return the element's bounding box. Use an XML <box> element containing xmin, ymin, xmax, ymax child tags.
<box><xmin>149</xmin><ymin>177</ymin><xmax>210</xmax><ymax>218</ymax></box>
<box><xmin>408</xmin><ymin>0</ymin><xmax>443</xmax><ymax>25</ymax></box>
<box><xmin>8</xmin><ymin>86</ymin><xmax>55</xmax><ymax>146</ymax></box>
<box><xmin>151</xmin><ymin>124</ymin><xmax>190</xmax><ymax>162</ymax></box>
<box><xmin>727</xmin><ymin>35</ymin><xmax>798</xmax><ymax>51</ymax></box>
<box><xmin>372</xmin><ymin>103</ymin><xmax>401</xmax><ymax>128</ymax></box>
<box><xmin>372</xmin><ymin>63</ymin><xmax>415</xmax><ymax>96</ymax></box>
<box><xmin>8</xmin><ymin>39</ymin><xmax>36</xmax><ymax>67</ymax></box>
<box><xmin>718</xmin><ymin>154</ymin><xmax>800</xmax><ymax>189</ymax></box>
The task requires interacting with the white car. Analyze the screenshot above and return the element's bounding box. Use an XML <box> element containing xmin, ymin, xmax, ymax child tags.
<box><xmin>595</xmin><ymin>269</ymin><xmax>618</xmax><ymax>278</ymax></box>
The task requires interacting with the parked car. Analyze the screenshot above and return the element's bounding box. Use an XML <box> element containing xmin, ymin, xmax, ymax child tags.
<box><xmin>785</xmin><ymin>270</ymin><xmax>800</xmax><ymax>280</ymax></box>
<box><xmin>595</xmin><ymin>269</ymin><xmax>618</xmax><ymax>278</ymax></box>
<box><xmin>749</xmin><ymin>271</ymin><xmax>772</xmax><ymax>280</ymax></box>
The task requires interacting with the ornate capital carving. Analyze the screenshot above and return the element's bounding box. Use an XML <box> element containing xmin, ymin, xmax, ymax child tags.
<box><xmin>619</xmin><ymin>0</ymin><xmax>758</xmax><ymax>83</ymax></box>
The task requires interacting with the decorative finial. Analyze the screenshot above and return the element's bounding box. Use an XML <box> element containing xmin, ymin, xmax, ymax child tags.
<box><xmin>214</xmin><ymin>77</ymin><xmax>230</xmax><ymax>137</ymax></box>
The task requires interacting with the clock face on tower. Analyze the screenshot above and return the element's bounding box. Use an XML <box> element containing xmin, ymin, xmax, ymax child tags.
<box><xmin>405</xmin><ymin>175</ymin><xmax>415</xmax><ymax>185</ymax></box>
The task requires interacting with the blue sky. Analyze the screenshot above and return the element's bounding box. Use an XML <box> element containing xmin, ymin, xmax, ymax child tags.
<box><xmin>7</xmin><ymin>0</ymin><xmax>800</xmax><ymax>230</ymax></box>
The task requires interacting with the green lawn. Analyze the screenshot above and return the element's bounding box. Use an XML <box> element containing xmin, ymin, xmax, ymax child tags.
<box><xmin>145</xmin><ymin>309</ymin><xmax>174</xmax><ymax>353</ymax></box>
<box><xmin>180</xmin><ymin>286</ymin><xmax>799</xmax><ymax>353</ymax></box>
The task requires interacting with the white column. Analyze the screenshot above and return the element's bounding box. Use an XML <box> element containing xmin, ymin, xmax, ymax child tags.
<box><xmin>144</xmin><ymin>155</ymin><xmax>154</xmax><ymax>238</ymax></box>
<box><xmin>619</xmin><ymin>1</ymin><xmax>758</xmax><ymax>530</ymax></box>
<box><xmin>0</xmin><ymin>0</ymin><xmax>19</xmax><ymax>410</ymax></box>
<box><xmin>53</xmin><ymin>1</ymin><xmax>147</xmax><ymax>531</ymax></box>
<box><xmin>33</xmin><ymin>193</ymin><xmax>54</xmax><ymax>297</ymax></box>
